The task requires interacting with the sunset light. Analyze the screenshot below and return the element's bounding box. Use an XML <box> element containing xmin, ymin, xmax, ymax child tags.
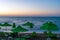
<box><xmin>0</xmin><ymin>0</ymin><xmax>60</xmax><ymax>16</ymax></box>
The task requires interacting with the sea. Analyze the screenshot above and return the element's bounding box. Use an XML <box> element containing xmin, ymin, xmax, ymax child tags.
<box><xmin>0</xmin><ymin>16</ymin><xmax>60</xmax><ymax>34</ymax></box>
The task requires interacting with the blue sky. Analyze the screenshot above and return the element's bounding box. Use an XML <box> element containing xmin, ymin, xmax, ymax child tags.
<box><xmin>0</xmin><ymin>0</ymin><xmax>60</xmax><ymax>16</ymax></box>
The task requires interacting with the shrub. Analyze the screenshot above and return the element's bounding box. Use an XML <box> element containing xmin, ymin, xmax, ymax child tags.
<box><xmin>12</xmin><ymin>23</ymin><xmax>16</xmax><ymax>28</ymax></box>
<box><xmin>31</xmin><ymin>32</ymin><xmax>37</xmax><ymax>37</ymax></box>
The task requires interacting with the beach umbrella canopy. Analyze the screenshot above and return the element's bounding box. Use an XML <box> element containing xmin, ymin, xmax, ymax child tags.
<box><xmin>23</xmin><ymin>22</ymin><xmax>34</xmax><ymax>28</ymax></box>
<box><xmin>40</xmin><ymin>22</ymin><xmax>59</xmax><ymax>31</ymax></box>
<box><xmin>40</xmin><ymin>22</ymin><xmax>59</xmax><ymax>37</ymax></box>
<box><xmin>11</xmin><ymin>26</ymin><xmax>28</xmax><ymax>33</ymax></box>
<box><xmin>0</xmin><ymin>22</ymin><xmax>12</xmax><ymax>26</ymax></box>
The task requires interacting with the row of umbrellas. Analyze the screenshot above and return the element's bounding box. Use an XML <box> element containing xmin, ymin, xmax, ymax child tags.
<box><xmin>0</xmin><ymin>22</ymin><xmax>59</xmax><ymax>33</ymax></box>
<box><xmin>0</xmin><ymin>22</ymin><xmax>59</xmax><ymax>40</ymax></box>
<box><xmin>11</xmin><ymin>22</ymin><xmax>59</xmax><ymax>37</ymax></box>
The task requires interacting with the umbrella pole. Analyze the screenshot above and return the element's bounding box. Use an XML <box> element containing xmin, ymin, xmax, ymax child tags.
<box><xmin>46</xmin><ymin>30</ymin><xmax>52</xmax><ymax>40</ymax></box>
<box><xmin>17</xmin><ymin>32</ymin><xmax>20</xmax><ymax>39</ymax></box>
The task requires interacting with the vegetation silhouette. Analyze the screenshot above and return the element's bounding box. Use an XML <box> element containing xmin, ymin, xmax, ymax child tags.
<box><xmin>12</xmin><ymin>23</ymin><xmax>16</xmax><ymax>28</ymax></box>
<box><xmin>31</xmin><ymin>32</ymin><xmax>37</xmax><ymax>37</ymax></box>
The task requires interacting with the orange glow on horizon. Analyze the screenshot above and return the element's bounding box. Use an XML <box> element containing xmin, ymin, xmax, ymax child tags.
<box><xmin>0</xmin><ymin>12</ymin><xmax>58</xmax><ymax>16</ymax></box>
<box><xmin>0</xmin><ymin>8</ymin><xmax>59</xmax><ymax>16</ymax></box>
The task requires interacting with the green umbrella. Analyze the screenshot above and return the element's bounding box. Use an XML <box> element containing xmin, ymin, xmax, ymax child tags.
<box><xmin>23</xmin><ymin>22</ymin><xmax>34</xmax><ymax>28</ymax></box>
<box><xmin>40</xmin><ymin>22</ymin><xmax>59</xmax><ymax>37</ymax></box>
<box><xmin>0</xmin><ymin>22</ymin><xmax>12</xmax><ymax>34</ymax></box>
<box><xmin>40</xmin><ymin>22</ymin><xmax>59</xmax><ymax>31</ymax></box>
<box><xmin>0</xmin><ymin>22</ymin><xmax>12</xmax><ymax>26</ymax></box>
<box><xmin>11</xmin><ymin>26</ymin><xmax>28</xmax><ymax>40</ymax></box>
<box><xmin>11</xmin><ymin>26</ymin><xmax>28</xmax><ymax>33</ymax></box>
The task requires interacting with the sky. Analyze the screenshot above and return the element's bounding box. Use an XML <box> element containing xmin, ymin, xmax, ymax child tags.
<box><xmin>0</xmin><ymin>0</ymin><xmax>60</xmax><ymax>16</ymax></box>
